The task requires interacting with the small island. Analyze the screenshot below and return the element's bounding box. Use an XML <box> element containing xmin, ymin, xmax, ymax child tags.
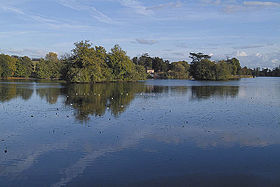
<box><xmin>0</xmin><ymin>41</ymin><xmax>279</xmax><ymax>82</ymax></box>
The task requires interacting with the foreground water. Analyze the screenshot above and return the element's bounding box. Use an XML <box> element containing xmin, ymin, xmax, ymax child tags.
<box><xmin>0</xmin><ymin>78</ymin><xmax>279</xmax><ymax>187</ymax></box>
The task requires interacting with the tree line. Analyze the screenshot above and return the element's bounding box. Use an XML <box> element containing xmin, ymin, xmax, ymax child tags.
<box><xmin>251</xmin><ymin>67</ymin><xmax>280</xmax><ymax>77</ymax></box>
<box><xmin>132</xmin><ymin>52</ymin><xmax>260</xmax><ymax>80</ymax></box>
<box><xmin>0</xmin><ymin>41</ymin><xmax>147</xmax><ymax>82</ymax></box>
<box><xmin>0</xmin><ymin>41</ymin><xmax>279</xmax><ymax>82</ymax></box>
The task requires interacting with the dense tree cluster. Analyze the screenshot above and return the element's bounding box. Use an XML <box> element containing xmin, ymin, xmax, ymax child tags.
<box><xmin>0</xmin><ymin>41</ymin><xmax>147</xmax><ymax>82</ymax></box>
<box><xmin>61</xmin><ymin>41</ymin><xmax>147</xmax><ymax>82</ymax></box>
<box><xmin>132</xmin><ymin>54</ymin><xmax>189</xmax><ymax>79</ymax></box>
<box><xmin>251</xmin><ymin>67</ymin><xmax>280</xmax><ymax>77</ymax></box>
<box><xmin>0</xmin><ymin>41</ymin><xmax>279</xmax><ymax>82</ymax></box>
<box><xmin>0</xmin><ymin>54</ymin><xmax>17</xmax><ymax>78</ymax></box>
<box><xmin>36</xmin><ymin>52</ymin><xmax>62</xmax><ymax>79</ymax></box>
<box><xmin>132</xmin><ymin>54</ymin><xmax>169</xmax><ymax>72</ymax></box>
<box><xmin>188</xmin><ymin>53</ymin><xmax>242</xmax><ymax>80</ymax></box>
<box><xmin>168</xmin><ymin>61</ymin><xmax>190</xmax><ymax>79</ymax></box>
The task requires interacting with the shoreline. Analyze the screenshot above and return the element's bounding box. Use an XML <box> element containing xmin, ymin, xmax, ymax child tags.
<box><xmin>0</xmin><ymin>75</ymin><xmax>258</xmax><ymax>83</ymax></box>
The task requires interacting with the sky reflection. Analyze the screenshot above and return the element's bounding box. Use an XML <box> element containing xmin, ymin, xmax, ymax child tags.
<box><xmin>0</xmin><ymin>78</ymin><xmax>280</xmax><ymax>186</ymax></box>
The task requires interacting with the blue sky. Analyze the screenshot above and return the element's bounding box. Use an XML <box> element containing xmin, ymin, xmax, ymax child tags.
<box><xmin>0</xmin><ymin>0</ymin><xmax>279</xmax><ymax>68</ymax></box>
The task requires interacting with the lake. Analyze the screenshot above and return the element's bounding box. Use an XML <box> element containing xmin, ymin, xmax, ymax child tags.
<box><xmin>0</xmin><ymin>78</ymin><xmax>279</xmax><ymax>187</ymax></box>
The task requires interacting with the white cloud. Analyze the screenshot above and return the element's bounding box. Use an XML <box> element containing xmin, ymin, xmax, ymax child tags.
<box><xmin>237</xmin><ymin>51</ymin><xmax>248</xmax><ymax>57</ymax></box>
<box><xmin>135</xmin><ymin>39</ymin><xmax>158</xmax><ymax>45</ymax></box>
<box><xmin>233</xmin><ymin>44</ymin><xmax>265</xmax><ymax>49</ymax></box>
<box><xmin>119</xmin><ymin>0</ymin><xmax>153</xmax><ymax>15</ymax></box>
<box><xmin>200</xmin><ymin>0</ymin><xmax>222</xmax><ymax>5</ymax></box>
<box><xmin>1</xmin><ymin>6</ymin><xmax>25</xmax><ymax>14</ymax></box>
<box><xmin>243</xmin><ymin>1</ymin><xmax>280</xmax><ymax>6</ymax></box>
<box><xmin>0</xmin><ymin>48</ymin><xmax>48</xmax><ymax>58</ymax></box>
<box><xmin>58</xmin><ymin>0</ymin><xmax>115</xmax><ymax>24</ymax></box>
<box><xmin>201</xmin><ymin>0</ymin><xmax>280</xmax><ymax>13</ymax></box>
<box><xmin>256</xmin><ymin>53</ymin><xmax>262</xmax><ymax>57</ymax></box>
<box><xmin>234</xmin><ymin>51</ymin><xmax>280</xmax><ymax>68</ymax></box>
<box><xmin>271</xmin><ymin>59</ymin><xmax>280</xmax><ymax>64</ymax></box>
<box><xmin>0</xmin><ymin>3</ymin><xmax>99</xmax><ymax>30</ymax></box>
<box><xmin>146</xmin><ymin>1</ymin><xmax>183</xmax><ymax>10</ymax></box>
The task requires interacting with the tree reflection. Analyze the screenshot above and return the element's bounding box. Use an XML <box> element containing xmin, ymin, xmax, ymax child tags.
<box><xmin>61</xmin><ymin>83</ymin><xmax>146</xmax><ymax>121</ymax></box>
<box><xmin>142</xmin><ymin>86</ymin><xmax>188</xmax><ymax>98</ymax></box>
<box><xmin>0</xmin><ymin>83</ymin><xmax>33</xmax><ymax>102</ymax></box>
<box><xmin>0</xmin><ymin>81</ymin><xmax>240</xmax><ymax>121</ymax></box>
<box><xmin>36</xmin><ymin>86</ymin><xmax>61</xmax><ymax>104</ymax></box>
<box><xmin>144</xmin><ymin>86</ymin><xmax>169</xmax><ymax>94</ymax></box>
<box><xmin>191</xmin><ymin>86</ymin><xmax>239</xmax><ymax>100</ymax></box>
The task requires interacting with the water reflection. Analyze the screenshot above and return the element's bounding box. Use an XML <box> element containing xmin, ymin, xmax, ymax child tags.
<box><xmin>0</xmin><ymin>81</ymin><xmax>242</xmax><ymax>122</ymax></box>
<box><xmin>143</xmin><ymin>86</ymin><xmax>188</xmax><ymax>96</ymax></box>
<box><xmin>36</xmin><ymin>83</ymin><xmax>190</xmax><ymax>121</ymax></box>
<box><xmin>62</xmin><ymin>83</ymin><xmax>146</xmax><ymax>121</ymax></box>
<box><xmin>0</xmin><ymin>82</ymin><xmax>33</xmax><ymax>102</ymax></box>
<box><xmin>191</xmin><ymin>86</ymin><xmax>239</xmax><ymax>100</ymax></box>
<box><xmin>36</xmin><ymin>86</ymin><xmax>61</xmax><ymax>104</ymax></box>
<box><xmin>0</xmin><ymin>79</ymin><xmax>280</xmax><ymax>186</ymax></box>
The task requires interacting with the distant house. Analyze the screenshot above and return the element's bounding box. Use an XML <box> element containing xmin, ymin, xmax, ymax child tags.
<box><xmin>147</xmin><ymin>69</ymin><xmax>155</xmax><ymax>78</ymax></box>
<box><xmin>147</xmin><ymin>69</ymin><xmax>155</xmax><ymax>74</ymax></box>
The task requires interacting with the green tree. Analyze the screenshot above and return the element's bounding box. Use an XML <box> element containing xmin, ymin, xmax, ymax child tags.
<box><xmin>36</xmin><ymin>52</ymin><xmax>62</xmax><ymax>79</ymax></box>
<box><xmin>190</xmin><ymin>52</ymin><xmax>216</xmax><ymax>80</ymax></box>
<box><xmin>0</xmin><ymin>54</ymin><xmax>17</xmax><ymax>78</ymax></box>
<box><xmin>36</xmin><ymin>59</ymin><xmax>51</xmax><ymax>79</ymax></box>
<box><xmin>189</xmin><ymin>52</ymin><xmax>211</xmax><ymax>62</ymax></box>
<box><xmin>107</xmin><ymin>45</ymin><xmax>137</xmax><ymax>80</ymax></box>
<box><xmin>15</xmin><ymin>56</ymin><xmax>33</xmax><ymax>78</ymax></box>
<box><xmin>240</xmin><ymin>66</ymin><xmax>252</xmax><ymax>75</ymax></box>
<box><xmin>215</xmin><ymin>61</ymin><xmax>231</xmax><ymax>80</ymax></box>
<box><xmin>168</xmin><ymin>61</ymin><xmax>189</xmax><ymax>79</ymax></box>
<box><xmin>0</xmin><ymin>64</ymin><xmax>2</xmax><ymax>77</ymax></box>
<box><xmin>138</xmin><ymin>53</ymin><xmax>153</xmax><ymax>69</ymax></box>
<box><xmin>65</xmin><ymin>41</ymin><xmax>112</xmax><ymax>82</ymax></box>
<box><xmin>226</xmin><ymin>58</ymin><xmax>241</xmax><ymax>75</ymax></box>
<box><xmin>152</xmin><ymin>57</ymin><xmax>169</xmax><ymax>72</ymax></box>
<box><xmin>189</xmin><ymin>52</ymin><xmax>213</xmax><ymax>80</ymax></box>
<box><xmin>45</xmin><ymin>52</ymin><xmax>59</xmax><ymax>62</ymax></box>
<box><xmin>135</xmin><ymin>65</ymin><xmax>147</xmax><ymax>80</ymax></box>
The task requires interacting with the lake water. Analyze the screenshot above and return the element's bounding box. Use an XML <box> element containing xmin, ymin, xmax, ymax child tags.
<box><xmin>0</xmin><ymin>78</ymin><xmax>279</xmax><ymax>187</ymax></box>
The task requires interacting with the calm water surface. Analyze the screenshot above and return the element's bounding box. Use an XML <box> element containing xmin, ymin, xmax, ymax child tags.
<box><xmin>0</xmin><ymin>78</ymin><xmax>279</xmax><ymax>187</ymax></box>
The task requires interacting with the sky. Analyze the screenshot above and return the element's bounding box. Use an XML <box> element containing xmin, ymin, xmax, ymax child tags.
<box><xmin>0</xmin><ymin>0</ymin><xmax>279</xmax><ymax>68</ymax></box>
